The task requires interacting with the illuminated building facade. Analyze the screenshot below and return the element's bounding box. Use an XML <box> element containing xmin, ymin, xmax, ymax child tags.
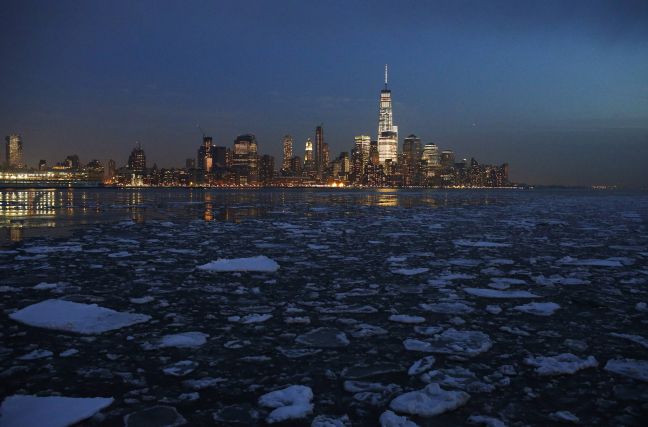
<box><xmin>232</xmin><ymin>134</ymin><xmax>258</xmax><ymax>184</ymax></box>
<box><xmin>127</xmin><ymin>144</ymin><xmax>146</xmax><ymax>173</ymax></box>
<box><xmin>5</xmin><ymin>134</ymin><xmax>24</xmax><ymax>169</ymax></box>
<box><xmin>377</xmin><ymin>65</ymin><xmax>398</xmax><ymax>164</ymax></box>
<box><xmin>315</xmin><ymin>125</ymin><xmax>324</xmax><ymax>176</ymax></box>
<box><xmin>281</xmin><ymin>135</ymin><xmax>293</xmax><ymax>174</ymax></box>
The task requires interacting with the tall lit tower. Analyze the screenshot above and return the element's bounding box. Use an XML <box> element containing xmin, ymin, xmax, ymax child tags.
<box><xmin>281</xmin><ymin>135</ymin><xmax>293</xmax><ymax>172</ymax></box>
<box><xmin>5</xmin><ymin>134</ymin><xmax>24</xmax><ymax>169</ymax></box>
<box><xmin>315</xmin><ymin>124</ymin><xmax>324</xmax><ymax>174</ymax></box>
<box><xmin>377</xmin><ymin>64</ymin><xmax>398</xmax><ymax>164</ymax></box>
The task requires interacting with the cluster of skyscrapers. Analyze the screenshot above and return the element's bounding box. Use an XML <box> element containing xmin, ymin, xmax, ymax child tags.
<box><xmin>1</xmin><ymin>65</ymin><xmax>508</xmax><ymax>188</ymax></box>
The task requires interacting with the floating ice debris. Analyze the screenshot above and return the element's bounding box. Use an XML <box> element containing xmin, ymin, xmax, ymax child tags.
<box><xmin>124</xmin><ymin>405</ymin><xmax>187</xmax><ymax>427</ymax></box>
<box><xmin>387</xmin><ymin>256</ymin><xmax>408</xmax><ymax>262</ymax></box>
<box><xmin>33</xmin><ymin>282</ymin><xmax>60</xmax><ymax>290</ymax></box>
<box><xmin>636</xmin><ymin>302</ymin><xmax>647</xmax><ymax>312</ymax></box>
<box><xmin>414</xmin><ymin>326</ymin><xmax>444</xmax><ymax>336</ymax></box>
<box><xmin>23</xmin><ymin>244</ymin><xmax>82</xmax><ymax>254</ymax></box>
<box><xmin>389</xmin><ymin>383</ymin><xmax>470</xmax><ymax>417</ymax></box>
<box><xmin>278</xmin><ymin>348</ymin><xmax>322</xmax><ymax>358</ymax></box>
<box><xmin>284</xmin><ymin>316</ymin><xmax>311</xmax><ymax>324</ymax></box>
<box><xmin>312</xmin><ymin>414</ymin><xmax>351</xmax><ymax>427</ymax></box>
<box><xmin>513</xmin><ymin>302</ymin><xmax>560</xmax><ymax>316</ymax></box>
<box><xmin>500</xmin><ymin>326</ymin><xmax>531</xmax><ymax>336</ymax></box>
<box><xmin>557</xmin><ymin>256</ymin><xmax>624</xmax><ymax>267</ymax></box>
<box><xmin>549</xmin><ymin>411</ymin><xmax>580</xmax><ymax>423</ymax></box>
<box><xmin>421</xmin><ymin>367</ymin><xmax>494</xmax><ymax>393</ymax></box>
<box><xmin>392</xmin><ymin>268</ymin><xmax>429</xmax><ymax>276</ymax></box>
<box><xmin>295</xmin><ymin>328</ymin><xmax>350</xmax><ymax>348</ymax></box>
<box><xmin>524</xmin><ymin>353</ymin><xmax>598</xmax><ymax>376</ymax></box>
<box><xmin>258</xmin><ymin>385</ymin><xmax>313</xmax><ymax>424</ymax></box>
<box><xmin>183</xmin><ymin>377</ymin><xmax>226</xmax><ymax>390</ymax></box>
<box><xmin>212</xmin><ymin>404</ymin><xmax>259</xmax><ymax>425</ymax></box>
<box><xmin>145</xmin><ymin>332</ymin><xmax>209</xmax><ymax>349</ymax></box>
<box><xmin>453</xmin><ymin>240</ymin><xmax>510</xmax><ymax>248</ymax></box>
<box><xmin>404</xmin><ymin>329</ymin><xmax>492</xmax><ymax>357</ymax></box>
<box><xmin>197</xmin><ymin>256</ymin><xmax>279</xmax><ymax>272</ymax></box>
<box><xmin>464</xmin><ymin>288</ymin><xmax>540</xmax><ymax>298</ymax></box>
<box><xmin>342</xmin><ymin>364</ymin><xmax>403</xmax><ymax>379</ymax></box>
<box><xmin>17</xmin><ymin>349</ymin><xmax>53</xmax><ymax>360</ymax></box>
<box><xmin>408</xmin><ymin>356</ymin><xmax>436</xmax><ymax>375</ymax></box>
<box><xmin>609</xmin><ymin>333</ymin><xmax>648</xmax><ymax>349</ymax></box>
<box><xmin>604</xmin><ymin>358</ymin><xmax>648</xmax><ymax>382</ymax></box>
<box><xmin>349</xmin><ymin>324</ymin><xmax>388</xmax><ymax>338</ymax></box>
<box><xmin>9</xmin><ymin>299</ymin><xmax>150</xmax><ymax>334</ymax></box>
<box><xmin>162</xmin><ymin>360</ymin><xmax>197</xmax><ymax>377</ymax></box>
<box><xmin>228</xmin><ymin>313</ymin><xmax>273</xmax><ymax>324</ymax></box>
<box><xmin>420</xmin><ymin>302</ymin><xmax>474</xmax><ymax>314</ymax></box>
<box><xmin>485</xmin><ymin>305</ymin><xmax>502</xmax><ymax>314</ymax></box>
<box><xmin>467</xmin><ymin>415</ymin><xmax>507</xmax><ymax>427</ymax></box>
<box><xmin>379</xmin><ymin>410</ymin><xmax>420</xmax><ymax>427</ymax></box>
<box><xmin>59</xmin><ymin>348</ymin><xmax>78</xmax><ymax>357</ymax></box>
<box><xmin>389</xmin><ymin>314</ymin><xmax>426</xmax><ymax>324</ymax></box>
<box><xmin>308</xmin><ymin>244</ymin><xmax>329</xmax><ymax>250</ymax></box>
<box><xmin>129</xmin><ymin>296</ymin><xmax>154</xmax><ymax>304</ymax></box>
<box><xmin>0</xmin><ymin>395</ymin><xmax>113</xmax><ymax>427</ymax></box>
<box><xmin>317</xmin><ymin>304</ymin><xmax>378</xmax><ymax>314</ymax></box>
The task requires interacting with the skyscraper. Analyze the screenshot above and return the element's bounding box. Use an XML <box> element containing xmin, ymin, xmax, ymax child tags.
<box><xmin>354</xmin><ymin>135</ymin><xmax>371</xmax><ymax>164</ymax></box>
<box><xmin>315</xmin><ymin>125</ymin><xmax>324</xmax><ymax>175</ymax></box>
<box><xmin>403</xmin><ymin>134</ymin><xmax>422</xmax><ymax>185</ymax></box>
<box><xmin>197</xmin><ymin>136</ymin><xmax>213</xmax><ymax>172</ymax></box>
<box><xmin>127</xmin><ymin>143</ymin><xmax>146</xmax><ymax>173</ymax></box>
<box><xmin>304</xmin><ymin>138</ymin><xmax>313</xmax><ymax>163</ymax></box>
<box><xmin>281</xmin><ymin>135</ymin><xmax>293</xmax><ymax>173</ymax></box>
<box><xmin>5</xmin><ymin>134</ymin><xmax>24</xmax><ymax>169</ymax></box>
<box><xmin>377</xmin><ymin>65</ymin><xmax>398</xmax><ymax>164</ymax></box>
<box><xmin>232</xmin><ymin>134</ymin><xmax>259</xmax><ymax>184</ymax></box>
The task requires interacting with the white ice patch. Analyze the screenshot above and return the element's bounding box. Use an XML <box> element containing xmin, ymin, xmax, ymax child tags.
<box><xmin>464</xmin><ymin>288</ymin><xmax>540</xmax><ymax>299</ymax></box>
<box><xmin>145</xmin><ymin>332</ymin><xmax>209</xmax><ymax>349</ymax></box>
<box><xmin>408</xmin><ymin>356</ymin><xmax>436</xmax><ymax>376</ymax></box>
<box><xmin>258</xmin><ymin>385</ymin><xmax>313</xmax><ymax>424</ymax></box>
<box><xmin>17</xmin><ymin>349</ymin><xmax>53</xmax><ymax>360</ymax></box>
<box><xmin>9</xmin><ymin>299</ymin><xmax>150</xmax><ymax>334</ymax></box>
<box><xmin>420</xmin><ymin>302</ymin><xmax>474</xmax><ymax>314</ymax></box>
<box><xmin>609</xmin><ymin>333</ymin><xmax>648</xmax><ymax>349</ymax></box>
<box><xmin>228</xmin><ymin>314</ymin><xmax>273</xmax><ymax>324</ymax></box>
<box><xmin>513</xmin><ymin>302</ymin><xmax>560</xmax><ymax>316</ymax></box>
<box><xmin>129</xmin><ymin>296</ymin><xmax>154</xmax><ymax>304</ymax></box>
<box><xmin>0</xmin><ymin>395</ymin><xmax>113</xmax><ymax>427</ymax></box>
<box><xmin>604</xmin><ymin>358</ymin><xmax>648</xmax><ymax>382</ymax></box>
<box><xmin>524</xmin><ymin>353</ymin><xmax>598</xmax><ymax>376</ymax></box>
<box><xmin>389</xmin><ymin>383</ymin><xmax>470</xmax><ymax>417</ymax></box>
<box><xmin>198</xmin><ymin>256</ymin><xmax>279</xmax><ymax>272</ymax></box>
<box><xmin>33</xmin><ymin>282</ymin><xmax>60</xmax><ymax>290</ymax></box>
<box><xmin>389</xmin><ymin>315</ymin><xmax>426</xmax><ymax>324</ymax></box>
<box><xmin>453</xmin><ymin>240</ymin><xmax>510</xmax><ymax>248</ymax></box>
<box><xmin>404</xmin><ymin>329</ymin><xmax>492</xmax><ymax>357</ymax></box>
<box><xmin>379</xmin><ymin>410</ymin><xmax>419</xmax><ymax>427</ymax></box>
<box><xmin>392</xmin><ymin>268</ymin><xmax>429</xmax><ymax>276</ymax></box>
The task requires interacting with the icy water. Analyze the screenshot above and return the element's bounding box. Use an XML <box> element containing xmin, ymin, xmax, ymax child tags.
<box><xmin>1</xmin><ymin>188</ymin><xmax>648</xmax><ymax>426</ymax></box>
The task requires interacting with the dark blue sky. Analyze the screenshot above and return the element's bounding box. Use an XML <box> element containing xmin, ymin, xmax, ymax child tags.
<box><xmin>1</xmin><ymin>0</ymin><xmax>647</xmax><ymax>186</ymax></box>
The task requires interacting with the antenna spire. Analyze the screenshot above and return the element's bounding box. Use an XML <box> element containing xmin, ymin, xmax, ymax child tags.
<box><xmin>384</xmin><ymin>64</ymin><xmax>388</xmax><ymax>87</ymax></box>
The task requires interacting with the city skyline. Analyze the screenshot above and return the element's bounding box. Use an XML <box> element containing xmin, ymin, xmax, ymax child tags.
<box><xmin>1</xmin><ymin>0</ymin><xmax>647</xmax><ymax>186</ymax></box>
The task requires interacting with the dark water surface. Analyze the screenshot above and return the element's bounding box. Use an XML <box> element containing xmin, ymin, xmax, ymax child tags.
<box><xmin>1</xmin><ymin>188</ymin><xmax>647</xmax><ymax>426</ymax></box>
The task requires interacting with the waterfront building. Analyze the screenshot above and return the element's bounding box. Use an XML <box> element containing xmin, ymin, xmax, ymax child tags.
<box><xmin>107</xmin><ymin>160</ymin><xmax>117</xmax><ymax>181</ymax></box>
<box><xmin>127</xmin><ymin>144</ymin><xmax>146</xmax><ymax>173</ymax></box>
<box><xmin>197</xmin><ymin>136</ymin><xmax>213</xmax><ymax>172</ymax></box>
<box><xmin>440</xmin><ymin>150</ymin><xmax>455</xmax><ymax>168</ymax></box>
<box><xmin>232</xmin><ymin>134</ymin><xmax>259</xmax><ymax>184</ymax></box>
<box><xmin>281</xmin><ymin>135</ymin><xmax>293</xmax><ymax>174</ymax></box>
<box><xmin>5</xmin><ymin>134</ymin><xmax>24</xmax><ymax>169</ymax></box>
<box><xmin>259</xmin><ymin>154</ymin><xmax>275</xmax><ymax>184</ymax></box>
<box><xmin>315</xmin><ymin>125</ymin><xmax>324</xmax><ymax>175</ymax></box>
<box><xmin>38</xmin><ymin>160</ymin><xmax>47</xmax><ymax>171</ymax></box>
<box><xmin>377</xmin><ymin>65</ymin><xmax>398</xmax><ymax>164</ymax></box>
<box><xmin>186</xmin><ymin>158</ymin><xmax>196</xmax><ymax>169</ymax></box>
<box><xmin>402</xmin><ymin>134</ymin><xmax>422</xmax><ymax>185</ymax></box>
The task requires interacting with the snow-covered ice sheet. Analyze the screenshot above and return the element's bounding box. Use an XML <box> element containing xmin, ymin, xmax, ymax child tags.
<box><xmin>0</xmin><ymin>395</ymin><xmax>113</xmax><ymax>427</ymax></box>
<box><xmin>197</xmin><ymin>255</ymin><xmax>279</xmax><ymax>272</ymax></box>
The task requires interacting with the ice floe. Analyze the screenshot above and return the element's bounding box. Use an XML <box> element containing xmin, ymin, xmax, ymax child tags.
<box><xmin>464</xmin><ymin>288</ymin><xmax>540</xmax><ymax>298</ymax></box>
<box><xmin>144</xmin><ymin>332</ymin><xmax>209</xmax><ymax>349</ymax></box>
<box><xmin>513</xmin><ymin>302</ymin><xmax>560</xmax><ymax>316</ymax></box>
<box><xmin>197</xmin><ymin>255</ymin><xmax>279</xmax><ymax>272</ymax></box>
<box><xmin>228</xmin><ymin>313</ymin><xmax>273</xmax><ymax>324</ymax></box>
<box><xmin>524</xmin><ymin>353</ymin><xmax>598</xmax><ymax>376</ymax></box>
<box><xmin>124</xmin><ymin>405</ymin><xmax>186</xmax><ymax>427</ymax></box>
<box><xmin>379</xmin><ymin>410</ymin><xmax>419</xmax><ymax>427</ymax></box>
<box><xmin>258</xmin><ymin>385</ymin><xmax>313</xmax><ymax>424</ymax></box>
<box><xmin>389</xmin><ymin>383</ymin><xmax>470</xmax><ymax>417</ymax></box>
<box><xmin>389</xmin><ymin>314</ymin><xmax>426</xmax><ymax>324</ymax></box>
<box><xmin>9</xmin><ymin>299</ymin><xmax>150</xmax><ymax>334</ymax></box>
<box><xmin>392</xmin><ymin>268</ymin><xmax>429</xmax><ymax>276</ymax></box>
<box><xmin>408</xmin><ymin>356</ymin><xmax>436</xmax><ymax>375</ymax></box>
<box><xmin>420</xmin><ymin>302</ymin><xmax>474</xmax><ymax>314</ymax></box>
<box><xmin>609</xmin><ymin>333</ymin><xmax>648</xmax><ymax>349</ymax></box>
<box><xmin>604</xmin><ymin>358</ymin><xmax>648</xmax><ymax>382</ymax></box>
<box><xmin>0</xmin><ymin>395</ymin><xmax>113</xmax><ymax>427</ymax></box>
<box><xmin>295</xmin><ymin>327</ymin><xmax>350</xmax><ymax>348</ymax></box>
<box><xmin>404</xmin><ymin>329</ymin><xmax>492</xmax><ymax>357</ymax></box>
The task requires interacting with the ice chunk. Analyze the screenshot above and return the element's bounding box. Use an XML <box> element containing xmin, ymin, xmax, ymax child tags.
<box><xmin>453</xmin><ymin>240</ymin><xmax>510</xmax><ymax>248</ymax></box>
<box><xmin>147</xmin><ymin>332</ymin><xmax>209</xmax><ymax>349</ymax></box>
<box><xmin>549</xmin><ymin>411</ymin><xmax>580</xmax><ymax>423</ymax></box>
<box><xmin>295</xmin><ymin>328</ymin><xmax>350</xmax><ymax>348</ymax></box>
<box><xmin>392</xmin><ymin>268</ymin><xmax>429</xmax><ymax>276</ymax></box>
<box><xmin>464</xmin><ymin>288</ymin><xmax>540</xmax><ymax>298</ymax></box>
<box><xmin>558</xmin><ymin>256</ymin><xmax>623</xmax><ymax>267</ymax></box>
<box><xmin>408</xmin><ymin>356</ymin><xmax>436</xmax><ymax>375</ymax></box>
<box><xmin>311</xmin><ymin>414</ymin><xmax>351</xmax><ymax>427</ymax></box>
<box><xmin>420</xmin><ymin>302</ymin><xmax>474</xmax><ymax>314</ymax></box>
<box><xmin>467</xmin><ymin>415</ymin><xmax>507</xmax><ymax>426</ymax></box>
<box><xmin>609</xmin><ymin>333</ymin><xmax>648</xmax><ymax>349</ymax></box>
<box><xmin>129</xmin><ymin>296</ymin><xmax>154</xmax><ymax>304</ymax></box>
<box><xmin>228</xmin><ymin>314</ymin><xmax>273</xmax><ymax>324</ymax></box>
<box><xmin>379</xmin><ymin>410</ymin><xmax>419</xmax><ymax>427</ymax></box>
<box><xmin>389</xmin><ymin>383</ymin><xmax>470</xmax><ymax>417</ymax></box>
<box><xmin>604</xmin><ymin>358</ymin><xmax>648</xmax><ymax>382</ymax></box>
<box><xmin>513</xmin><ymin>302</ymin><xmax>560</xmax><ymax>316</ymax></box>
<box><xmin>485</xmin><ymin>305</ymin><xmax>502</xmax><ymax>314</ymax></box>
<box><xmin>389</xmin><ymin>314</ymin><xmax>426</xmax><ymax>324</ymax></box>
<box><xmin>524</xmin><ymin>353</ymin><xmax>598</xmax><ymax>376</ymax></box>
<box><xmin>0</xmin><ymin>395</ymin><xmax>113</xmax><ymax>427</ymax></box>
<box><xmin>404</xmin><ymin>329</ymin><xmax>492</xmax><ymax>357</ymax></box>
<box><xmin>258</xmin><ymin>385</ymin><xmax>313</xmax><ymax>424</ymax></box>
<box><xmin>163</xmin><ymin>360</ymin><xmax>197</xmax><ymax>377</ymax></box>
<box><xmin>197</xmin><ymin>256</ymin><xmax>279</xmax><ymax>272</ymax></box>
<box><xmin>9</xmin><ymin>299</ymin><xmax>150</xmax><ymax>334</ymax></box>
<box><xmin>17</xmin><ymin>349</ymin><xmax>53</xmax><ymax>360</ymax></box>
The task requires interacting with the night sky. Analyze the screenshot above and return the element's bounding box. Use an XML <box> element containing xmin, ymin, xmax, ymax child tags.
<box><xmin>1</xmin><ymin>0</ymin><xmax>647</xmax><ymax>186</ymax></box>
